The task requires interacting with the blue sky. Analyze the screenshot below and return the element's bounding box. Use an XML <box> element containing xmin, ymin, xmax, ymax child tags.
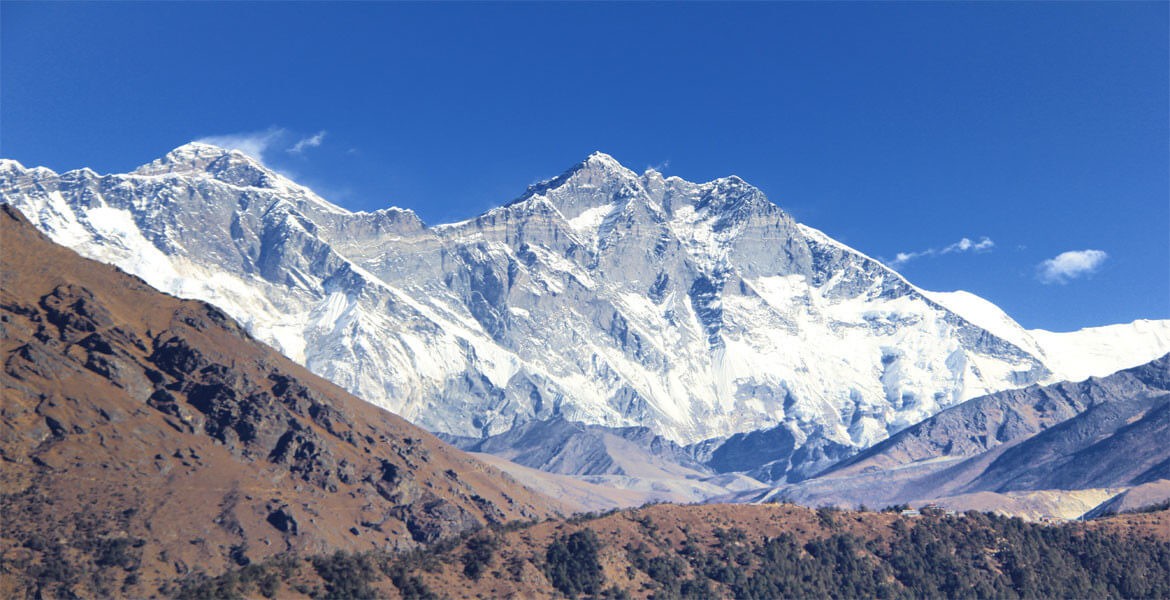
<box><xmin>2</xmin><ymin>2</ymin><xmax>1166</xmax><ymax>332</ymax></box>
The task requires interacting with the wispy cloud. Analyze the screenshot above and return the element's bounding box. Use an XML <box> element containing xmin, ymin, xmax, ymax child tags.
<box><xmin>889</xmin><ymin>236</ymin><xmax>995</xmax><ymax>266</ymax></box>
<box><xmin>288</xmin><ymin>130</ymin><xmax>327</xmax><ymax>154</ymax></box>
<box><xmin>1037</xmin><ymin>249</ymin><xmax>1107</xmax><ymax>284</ymax></box>
<box><xmin>945</xmin><ymin>237</ymin><xmax>996</xmax><ymax>254</ymax></box>
<box><xmin>195</xmin><ymin>127</ymin><xmax>286</xmax><ymax>164</ymax></box>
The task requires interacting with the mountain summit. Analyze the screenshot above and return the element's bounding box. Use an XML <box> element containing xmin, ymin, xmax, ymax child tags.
<box><xmin>3</xmin><ymin>146</ymin><xmax>1168</xmax><ymax>482</ymax></box>
<box><xmin>134</xmin><ymin>142</ymin><xmax>274</xmax><ymax>187</ymax></box>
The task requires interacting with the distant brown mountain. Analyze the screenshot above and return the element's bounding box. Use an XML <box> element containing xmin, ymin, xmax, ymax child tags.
<box><xmin>0</xmin><ymin>204</ymin><xmax>562</xmax><ymax>598</ymax></box>
<box><xmin>771</xmin><ymin>352</ymin><xmax>1170</xmax><ymax>514</ymax></box>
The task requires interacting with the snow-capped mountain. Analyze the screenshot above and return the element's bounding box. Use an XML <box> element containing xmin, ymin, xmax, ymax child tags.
<box><xmin>4</xmin><ymin>143</ymin><xmax>1167</xmax><ymax>481</ymax></box>
<box><xmin>920</xmin><ymin>289</ymin><xmax>1170</xmax><ymax>382</ymax></box>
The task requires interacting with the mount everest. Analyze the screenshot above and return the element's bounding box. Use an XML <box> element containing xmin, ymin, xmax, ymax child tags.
<box><xmin>3</xmin><ymin>143</ymin><xmax>1167</xmax><ymax>484</ymax></box>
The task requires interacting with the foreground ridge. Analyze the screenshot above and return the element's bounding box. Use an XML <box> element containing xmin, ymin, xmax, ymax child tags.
<box><xmin>0</xmin><ymin>205</ymin><xmax>562</xmax><ymax>598</ymax></box>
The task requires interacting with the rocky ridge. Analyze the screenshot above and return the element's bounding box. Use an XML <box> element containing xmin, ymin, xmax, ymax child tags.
<box><xmin>766</xmin><ymin>353</ymin><xmax>1170</xmax><ymax>515</ymax></box>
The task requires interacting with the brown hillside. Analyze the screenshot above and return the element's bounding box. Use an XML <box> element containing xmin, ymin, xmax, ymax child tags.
<box><xmin>0</xmin><ymin>204</ymin><xmax>563</xmax><ymax>598</ymax></box>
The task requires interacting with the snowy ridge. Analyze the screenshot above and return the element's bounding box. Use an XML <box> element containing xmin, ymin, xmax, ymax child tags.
<box><xmin>4</xmin><ymin>144</ymin><xmax>1169</xmax><ymax>483</ymax></box>
<box><xmin>922</xmin><ymin>290</ymin><xmax>1170</xmax><ymax>382</ymax></box>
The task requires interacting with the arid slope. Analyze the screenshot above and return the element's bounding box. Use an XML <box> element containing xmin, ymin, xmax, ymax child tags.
<box><xmin>0</xmin><ymin>204</ymin><xmax>562</xmax><ymax>598</ymax></box>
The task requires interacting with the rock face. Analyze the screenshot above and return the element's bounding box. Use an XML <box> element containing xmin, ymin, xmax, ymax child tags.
<box><xmin>3</xmin><ymin>144</ymin><xmax>1169</xmax><ymax>483</ymax></box>
<box><xmin>441</xmin><ymin>418</ymin><xmax>775</xmax><ymax>509</ymax></box>
<box><xmin>443</xmin><ymin>417</ymin><xmax>705</xmax><ymax>478</ymax></box>
<box><xmin>771</xmin><ymin>353</ymin><xmax>1170</xmax><ymax>508</ymax></box>
<box><xmin>0</xmin><ymin>205</ymin><xmax>561</xmax><ymax>598</ymax></box>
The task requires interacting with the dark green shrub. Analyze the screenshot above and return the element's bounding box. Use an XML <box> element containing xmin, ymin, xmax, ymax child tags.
<box><xmin>544</xmin><ymin>529</ymin><xmax>604</xmax><ymax>598</ymax></box>
<box><xmin>461</xmin><ymin>533</ymin><xmax>500</xmax><ymax>579</ymax></box>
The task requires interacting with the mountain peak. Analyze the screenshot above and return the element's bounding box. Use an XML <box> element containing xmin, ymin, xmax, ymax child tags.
<box><xmin>175</xmin><ymin>140</ymin><xmax>233</xmax><ymax>154</ymax></box>
<box><xmin>575</xmin><ymin>151</ymin><xmax>639</xmax><ymax>180</ymax></box>
<box><xmin>506</xmin><ymin>151</ymin><xmax>641</xmax><ymax>216</ymax></box>
<box><xmin>134</xmin><ymin>142</ymin><xmax>282</xmax><ymax>188</ymax></box>
<box><xmin>162</xmin><ymin>141</ymin><xmax>247</xmax><ymax>166</ymax></box>
<box><xmin>535</xmin><ymin>151</ymin><xmax>639</xmax><ymax>186</ymax></box>
<box><xmin>582</xmin><ymin>150</ymin><xmax>625</xmax><ymax>170</ymax></box>
<box><xmin>0</xmin><ymin>158</ymin><xmax>31</xmax><ymax>176</ymax></box>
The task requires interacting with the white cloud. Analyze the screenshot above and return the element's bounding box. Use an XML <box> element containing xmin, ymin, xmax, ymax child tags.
<box><xmin>892</xmin><ymin>251</ymin><xmax>918</xmax><ymax>265</ymax></box>
<box><xmin>889</xmin><ymin>236</ymin><xmax>996</xmax><ymax>266</ymax></box>
<box><xmin>943</xmin><ymin>237</ymin><xmax>995</xmax><ymax>254</ymax></box>
<box><xmin>1037</xmin><ymin>249</ymin><xmax>1108</xmax><ymax>284</ymax></box>
<box><xmin>195</xmin><ymin>127</ymin><xmax>285</xmax><ymax>164</ymax></box>
<box><xmin>288</xmin><ymin>131</ymin><xmax>327</xmax><ymax>154</ymax></box>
